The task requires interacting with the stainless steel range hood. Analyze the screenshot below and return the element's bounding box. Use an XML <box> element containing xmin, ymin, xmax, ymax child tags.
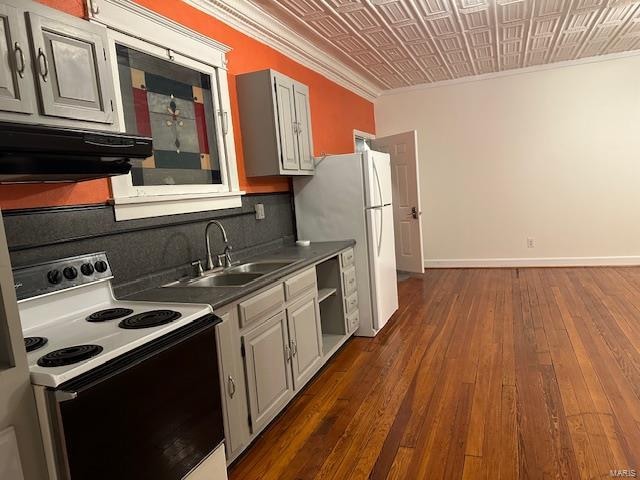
<box><xmin>0</xmin><ymin>122</ymin><xmax>153</xmax><ymax>183</ymax></box>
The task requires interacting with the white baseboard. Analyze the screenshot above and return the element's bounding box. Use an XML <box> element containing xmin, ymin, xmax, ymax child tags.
<box><xmin>424</xmin><ymin>256</ymin><xmax>640</xmax><ymax>268</ymax></box>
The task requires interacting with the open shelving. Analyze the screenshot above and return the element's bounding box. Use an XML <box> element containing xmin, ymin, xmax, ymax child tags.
<box><xmin>315</xmin><ymin>257</ymin><xmax>349</xmax><ymax>358</ymax></box>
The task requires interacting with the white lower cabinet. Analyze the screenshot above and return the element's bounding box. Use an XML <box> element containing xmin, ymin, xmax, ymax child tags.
<box><xmin>286</xmin><ymin>293</ymin><xmax>323</xmax><ymax>389</ymax></box>
<box><xmin>214</xmin><ymin>308</ymin><xmax>250</xmax><ymax>461</ymax></box>
<box><xmin>241</xmin><ymin>311</ymin><xmax>294</xmax><ymax>434</ymax></box>
<box><xmin>214</xmin><ymin>251</ymin><xmax>354</xmax><ymax>463</ymax></box>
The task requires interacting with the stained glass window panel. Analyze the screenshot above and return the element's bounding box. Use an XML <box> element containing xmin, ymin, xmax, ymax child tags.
<box><xmin>116</xmin><ymin>44</ymin><xmax>222</xmax><ymax>187</ymax></box>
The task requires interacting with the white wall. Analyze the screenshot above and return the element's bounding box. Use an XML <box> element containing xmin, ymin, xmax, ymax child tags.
<box><xmin>375</xmin><ymin>54</ymin><xmax>640</xmax><ymax>267</ymax></box>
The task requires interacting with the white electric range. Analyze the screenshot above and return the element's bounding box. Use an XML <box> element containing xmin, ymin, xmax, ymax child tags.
<box><xmin>14</xmin><ymin>252</ymin><xmax>226</xmax><ymax>480</ymax></box>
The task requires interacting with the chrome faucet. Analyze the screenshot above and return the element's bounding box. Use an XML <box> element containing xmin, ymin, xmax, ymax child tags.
<box><xmin>205</xmin><ymin>220</ymin><xmax>233</xmax><ymax>270</ymax></box>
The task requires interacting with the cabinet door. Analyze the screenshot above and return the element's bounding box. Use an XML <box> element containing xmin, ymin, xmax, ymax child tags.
<box><xmin>287</xmin><ymin>293</ymin><xmax>323</xmax><ymax>389</ymax></box>
<box><xmin>0</xmin><ymin>3</ymin><xmax>34</xmax><ymax>115</ymax></box>
<box><xmin>273</xmin><ymin>73</ymin><xmax>299</xmax><ymax>171</ymax></box>
<box><xmin>27</xmin><ymin>12</ymin><xmax>115</xmax><ymax>124</ymax></box>
<box><xmin>242</xmin><ymin>311</ymin><xmax>293</xmax><ymax>433</ymax></box>
<box><xmin>214</xmin><ymin>308</ymin><xmax>250</xmax><ymax>461</ymax></box>
<box><xmin>293</xmin><ymin>82</ymin><xmax>314</xmax><ymax>172</ymax></box>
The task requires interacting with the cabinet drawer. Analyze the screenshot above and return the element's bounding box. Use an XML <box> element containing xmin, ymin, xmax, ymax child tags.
<box><xmin>344</xmin><ymin>291</ymin><xmax>358</xmax><ymax>315</ymax></box>
<box><xmin>342</xmin><ymin>266</ymin><xmax>357</xmax><ymax>295</ymax></box>
<box><xmin>238</xmin><ymin>284</ymin><xmax>284</xmax><ymax>329</ymax></box>
<box><xmin>340</xmin><ymin>249</ymin><xmax>354</xmax><ymax>269</ymax></box>
<box><xmin>284</xmin><ymin>267</ymin><xmax>316</xmax><ymax>300</ymax></box>
<box><xmin>347</xmin><ymin>310</ymin><xmax>360</xmax><ymax>333</ymax></box>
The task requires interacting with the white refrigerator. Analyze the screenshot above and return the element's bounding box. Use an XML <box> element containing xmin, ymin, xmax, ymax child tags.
<box><xmin>293</xmin><ymin>151</ymin><xmax>399</xmax><ymax>337</ymax></box>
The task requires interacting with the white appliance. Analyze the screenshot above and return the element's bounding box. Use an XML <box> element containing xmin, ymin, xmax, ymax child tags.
<box><xmin>14</xmin><ymin>253</ymin><xmax>226</xmax><ymax>480</ymax></box>
<box><xmin>293</xmin><ymin>151</ymin><xmax>399</xmax><ymax>337</ymax></box>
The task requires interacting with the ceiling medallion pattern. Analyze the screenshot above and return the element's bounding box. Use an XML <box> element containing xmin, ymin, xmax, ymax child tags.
<box><xmin>252</xmin><ymin>0</ymin><xmax>640</xmax><ymax>90</ymax></box>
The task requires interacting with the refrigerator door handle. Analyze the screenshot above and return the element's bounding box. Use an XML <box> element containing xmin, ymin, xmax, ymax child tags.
<box><xmin>378</xmin><ymin>207</ymin><xmax>383</xmax><ymax>256</ymax></box>
<box><xmin>372</xmin><ymin>157</ymin><xmax>384</xmax><ymax>209</ymax></box>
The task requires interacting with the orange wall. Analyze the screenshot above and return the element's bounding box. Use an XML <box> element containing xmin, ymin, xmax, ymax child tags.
<box><xmin>0</xmin><ymin>0</ymin><xmax>375</xmax><ymax>210</ymax></box>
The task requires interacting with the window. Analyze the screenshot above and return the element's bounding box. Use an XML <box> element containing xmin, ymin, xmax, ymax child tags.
<box><xmin>116</xmin><ymin>44</ymin><xmax>222</xmax><ymax>187</ymax></box>
<box><xmin>92</xmin><ymin>0</ymin><xmax>242</xmax><ymax>221</ymax></box>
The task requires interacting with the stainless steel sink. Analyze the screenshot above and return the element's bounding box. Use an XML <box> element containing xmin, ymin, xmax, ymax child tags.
<box><xmin>165</xmin><ymin>271</ymin><xmax>263</xmax><ymax>288</ymax></box>
<box><xmin>227</xmin><ymin>261</ymin><xmax>296</xmax><ymax>274</ymax></box>
<box><xmin>187</xmin><ymin>273</ymin><xmax>263</xmax><ymax>287</ymax></box>
<box><xmin>164</xmin><ymin>260</ymin><xmax>297</xmax><ymax>288</ymax></box>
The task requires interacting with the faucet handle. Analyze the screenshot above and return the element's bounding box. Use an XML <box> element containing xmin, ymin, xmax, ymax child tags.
<box><xmin>191</xmin><ymin>260</ymin><xmax>204</xmax><ymax>277</ymax></box>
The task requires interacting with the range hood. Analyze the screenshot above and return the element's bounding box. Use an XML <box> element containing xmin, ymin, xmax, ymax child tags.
<box><xmin>0</xmin><ymin>122</ymin><xmax>153</xmax><ymax>183</ymax></box>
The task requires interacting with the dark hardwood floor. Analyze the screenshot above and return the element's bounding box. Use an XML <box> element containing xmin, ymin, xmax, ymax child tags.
<box><xmin>229</xmin><ymin>268</ymin><xmax>640</xmax><ymax>479</ymax></box>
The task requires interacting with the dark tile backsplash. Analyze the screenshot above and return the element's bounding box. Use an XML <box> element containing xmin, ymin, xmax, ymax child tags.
<box><xmin>3</xmin><ymin>192</ymin><xmax>295</xmax><ymax>297</ymax></box>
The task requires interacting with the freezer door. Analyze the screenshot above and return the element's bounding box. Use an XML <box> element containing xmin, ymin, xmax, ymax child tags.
<box><xmin>363</xmin><ymin>151</ymin><xmax>393</xmax><ymax>208</ymax></box>
<box><xmin>365</xmin><ymin>205</ymin><xmax>399</xmax><ymax>331</ymax></box>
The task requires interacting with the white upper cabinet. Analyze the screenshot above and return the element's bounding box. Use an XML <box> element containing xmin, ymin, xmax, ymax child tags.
<box><xmin>0</xmin><ymin>2</ymin><xmax>35</xmax><ymax>115</ymax></box>
<box><xmin>0</xmin><ymin>0</ymin><xmax>118</xmax><ymax>129</ymax></box>
<box><xmin>27</xmin><ymin>11</ymin><xmax>115</xmax><ymax>124</ymax></box>
<box><xmin>236</xmin><ymin>69</ymin><xmax>315</xmax><ymax>176</ymax></box>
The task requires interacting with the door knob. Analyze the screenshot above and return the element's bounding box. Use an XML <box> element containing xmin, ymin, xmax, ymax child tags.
<box><xmin>410</xmin><ymin>207</ymin><xmax>421</xmax><ymax>219</ymax></box>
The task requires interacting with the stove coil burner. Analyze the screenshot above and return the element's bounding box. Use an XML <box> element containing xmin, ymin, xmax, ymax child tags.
<box><xmin>37</xmin><ymin>345</ymin><xmax>103</xmax><ymax>367</ymax></box>
<box><xmin>86</xmin><ymin>308</ymin><xmax>134</xmax><ymax>322</ymax></box>
<box><xmin>118</xmin><ymin>310</ymin><xmax>181</xmax><ymax>330</ymax></box>
<box><xmin>24</xmin><ymin>336</ymin><xmax>48</xmax><ymax>353</ymax></box>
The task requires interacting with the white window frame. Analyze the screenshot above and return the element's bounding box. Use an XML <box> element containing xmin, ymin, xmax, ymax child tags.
<box><xmin>87</xmin><ymin>0</ymin><xmax>243</xmax><ymax>220</ymax></box>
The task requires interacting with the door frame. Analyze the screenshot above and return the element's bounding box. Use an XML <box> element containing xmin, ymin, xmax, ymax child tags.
<box><xmin>353</xmin><ymin>129</ymin><xmax>375</xmax><ymax>152</ymax></box>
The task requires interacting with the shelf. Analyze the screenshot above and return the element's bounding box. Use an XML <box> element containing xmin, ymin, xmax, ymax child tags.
<box><xmin>318</xmin><ymin>288</ymin><xmax>337</xmax><ymax>303</ymax></box>
<box><xmin>322</xmin><ymin>333</ymin><xmax>346</xmax><ymax>358</ymax></box>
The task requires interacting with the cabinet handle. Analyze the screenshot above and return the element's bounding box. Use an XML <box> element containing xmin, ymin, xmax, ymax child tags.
<box><xmin>219</xmin><ymin>110</ymin><xmax>229</xmax><ymax>135</ymax></box>
<box><xmin>14</xmin><ymin>43</ymin><xmax>25</xmax><ymax>79</ymax></box>
<box><xmin>285</xmin><ymin>344</ymin><xmax>292</xmax><ymax>361</ymax></box>
<box><xmin>227</xmin><ymin>375</ymin><xmax>236</xmax><ymax>398</ymax></box>
<box><xmin>291</xmin><ymin>340</ymin><xmax>297</xmax><ymax>357</ymax></box>
<box><xmin>37</xmin><ymin>48</ymin><xmax>49</xmax><ymax>83</ymax></box>
<box><xmin>90</xmin><ymin>0</ymin><xmax>100</xmax><ymax>15</ymax></box>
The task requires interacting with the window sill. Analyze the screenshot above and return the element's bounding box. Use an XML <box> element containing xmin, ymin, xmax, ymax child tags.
<box><xmin>112</xmin><ymin>191</ymin><xmax>245</xmax><ymax>221</ymax></box>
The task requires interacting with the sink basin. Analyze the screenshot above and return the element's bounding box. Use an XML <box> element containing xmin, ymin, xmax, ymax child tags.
<box><xmin>171</xmin><ymin>272</ymin><xmax>263</xmax><ymax>288</ymax></box>
<box><xmin>164</xmin><ymin>260</ymin><xmax>298</xmax><ymax>289</ymax></box>
<box><xmin>228</xmin><ymin>261</ymin><xmax>296</xmax><ymax>274</ymax></box>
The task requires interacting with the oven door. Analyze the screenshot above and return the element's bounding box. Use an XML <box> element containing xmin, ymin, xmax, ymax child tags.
<box><xmin>46</xmin><ymin>315</ymin><xmax>224</xmax><ymax>480</ymax></box>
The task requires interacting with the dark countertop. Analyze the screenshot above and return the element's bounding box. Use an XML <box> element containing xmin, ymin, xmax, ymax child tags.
<box><xmin>127</xmin><ymin>240</ymin><xmax>355</xmax><ymax>310</ymax></box>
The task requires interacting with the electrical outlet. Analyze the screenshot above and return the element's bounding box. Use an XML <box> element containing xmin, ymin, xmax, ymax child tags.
<box><xmin>255</xmin><ymin>203</ymin><xmax>265</xmax><ymax>220</ymax></box>
<box><xmin>527</xmin><ymin>237</ymin><xmax>535</xmax><ymax>248</ymax></box>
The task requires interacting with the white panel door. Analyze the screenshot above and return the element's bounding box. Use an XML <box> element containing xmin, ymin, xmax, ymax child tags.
<box><xmin>293</xmin><ymin>82</ymin><xmax>314</xmax><ymax>171</ymax></box>
<box><xmin>273</xmin><ymin>73</ymin><xmax>299</xmax><ymax>171</ymax></box>
<box><xmin>27</xmin><ymin>12</ymin><xmax>115</xmax><ymax>124</ymax></box>
<box><xmin>0</xmin><ymin>3</ymin><xmax>35</xmax><ymax>115</ymax></box>
<box><xmin>372</xmin><ymin>131</ymin><xmax>425</xmax><ymax>273</ymax></box>
<box><xmin>242</xmin><ymin>311</ymin><xmax>293</xmax><ymax>433</ymax></box>
<box><xmin>365</xmin><ymin>205</ymin><xmax>398</xmax><ymax>331</ymax></box>
<box><xmin>286</xmin><ymin>294</ymin><xmax>323</xmax><ymax>389</ymax></box>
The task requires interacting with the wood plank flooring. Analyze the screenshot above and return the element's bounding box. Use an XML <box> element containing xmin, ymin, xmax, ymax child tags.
<box><xmin>229</xmin><ymin>268</ymin><xmax>640</xmax><ymax>479</ymax></box>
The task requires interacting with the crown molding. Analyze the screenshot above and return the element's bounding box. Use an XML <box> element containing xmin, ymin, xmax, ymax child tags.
<box><xmin>88</xmin><ymin>0</ymin><xmax>231</xmax><ymax>55</ymax></box>
<box><xmin>184</xmin><ymin>0</ymin><xmax>382</xmax><ymax>101</ymax></box>
<box><xmin>379</xmin><ymin>50</ymin><xmax>640</xmax><ymax>98</ymax></box>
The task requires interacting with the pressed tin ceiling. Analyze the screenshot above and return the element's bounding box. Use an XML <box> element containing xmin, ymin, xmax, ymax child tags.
<box><xmin>245</xmin><ymin>0</ymin><xmax>640</xmax><ymax>91</ymax></box>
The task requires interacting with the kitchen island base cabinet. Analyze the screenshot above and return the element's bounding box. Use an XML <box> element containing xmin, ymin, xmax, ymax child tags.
<box><xmin>287</xmin><ymin>293</ymin><xmax>323</xmax><ymax>390</ymax></box>
<box><xmin>242</xmin><ymin>311</ymin><xmax>294</xmax><ymax>434</ymax></box>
